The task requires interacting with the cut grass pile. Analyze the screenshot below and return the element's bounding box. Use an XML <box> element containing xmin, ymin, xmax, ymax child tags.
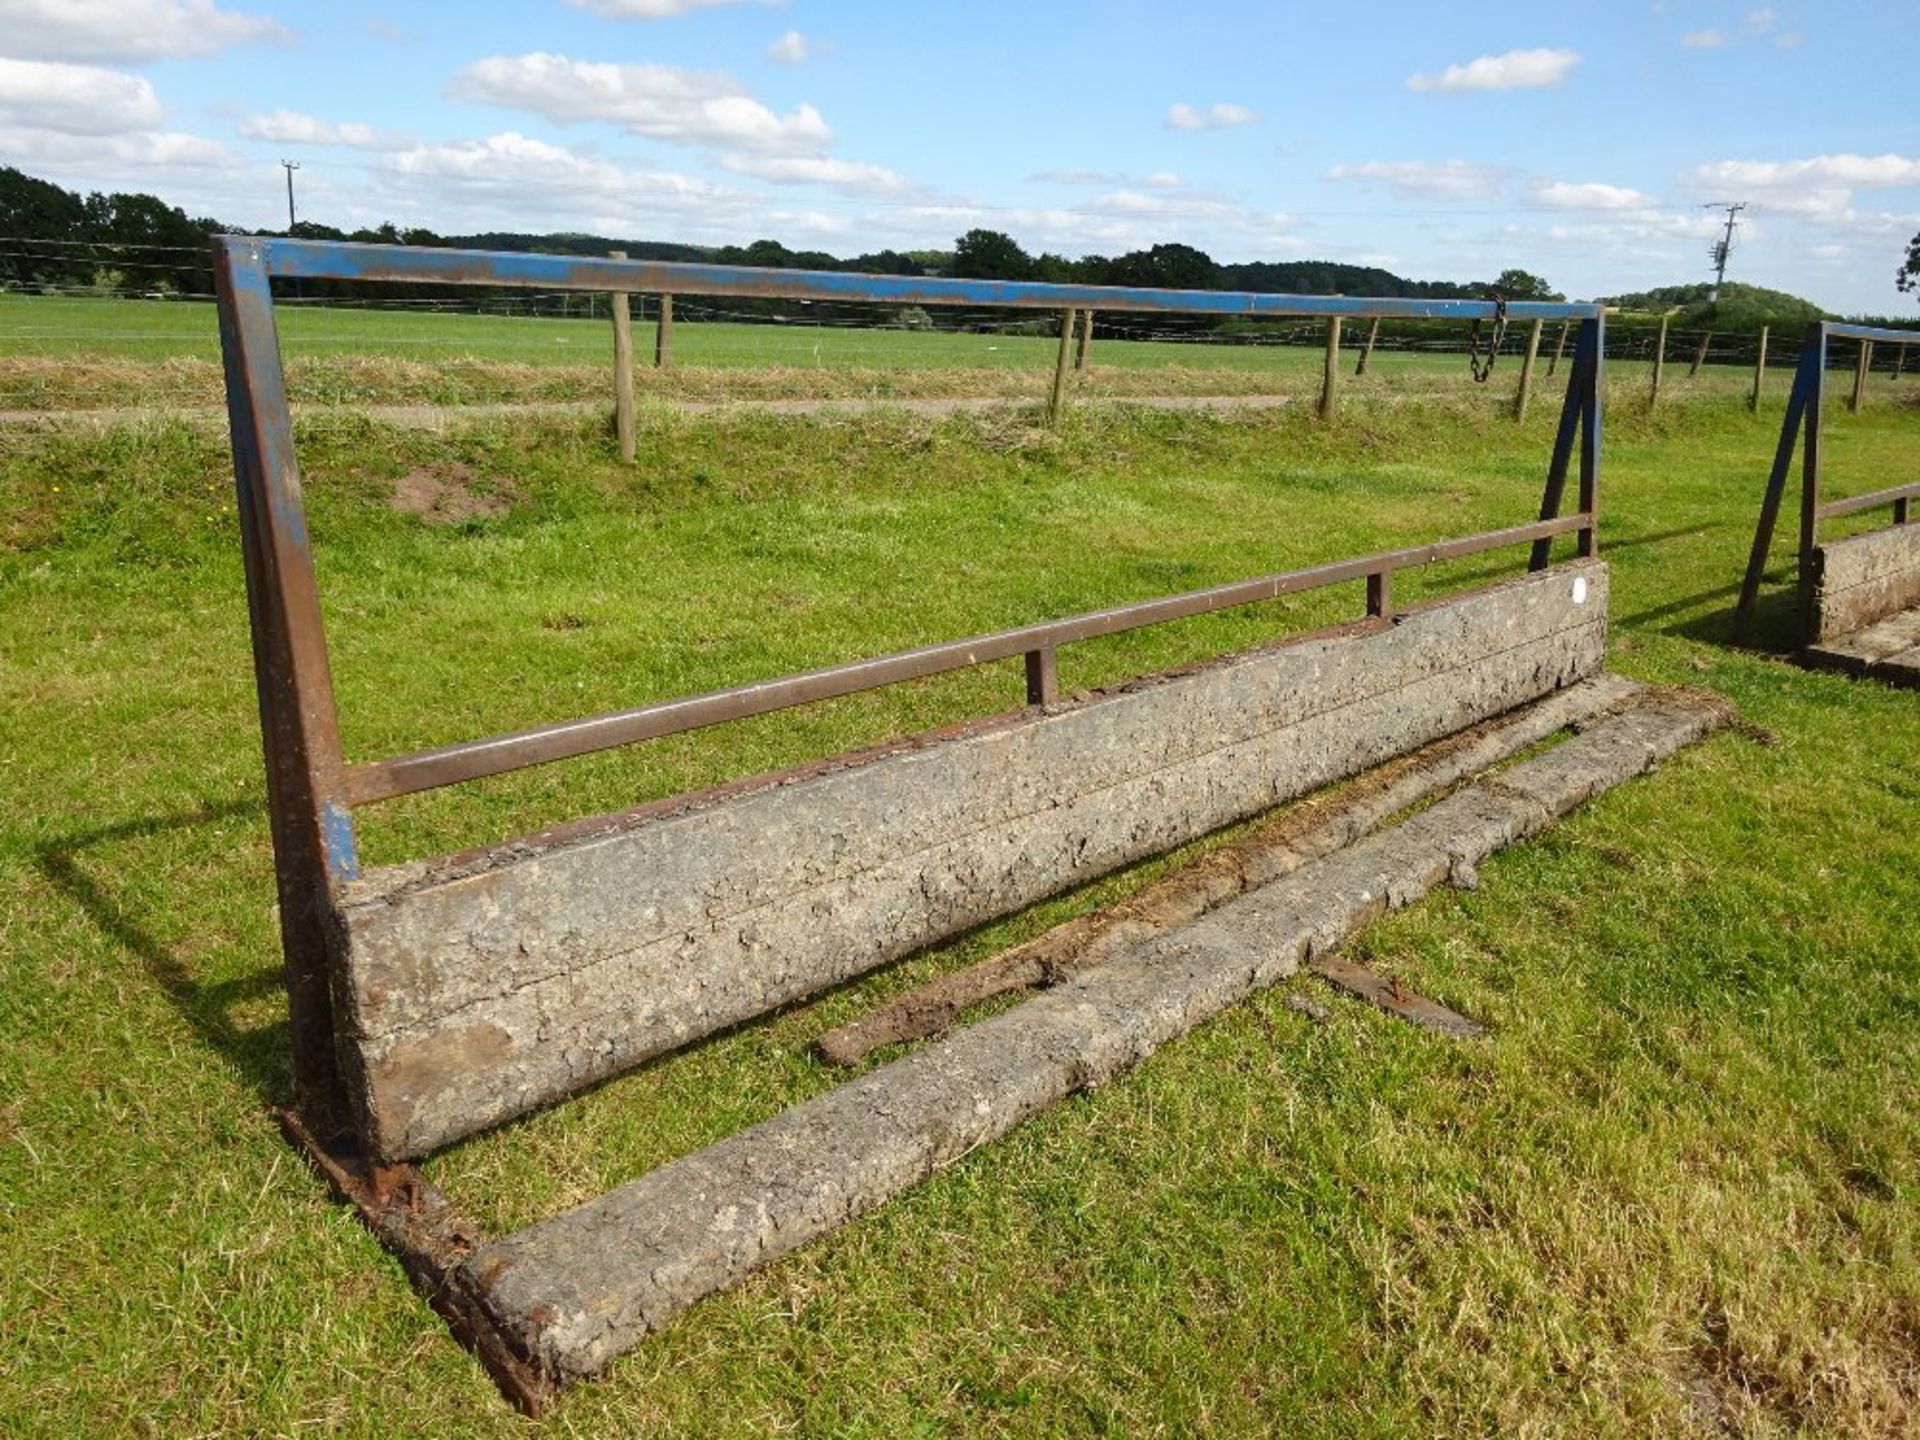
<box><xmin>1</xmin><ymin>391</ymin><xmax>1916</xmax><ymax>1435</ymax></box>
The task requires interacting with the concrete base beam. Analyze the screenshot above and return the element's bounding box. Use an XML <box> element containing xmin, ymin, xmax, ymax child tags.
<box><xmin>1809</xmin><ymin>525</ymin><xmax>1920</xmax><ymax>643</ymax></box>
<box><xmin>337</xmin><ymin>563</ymin><xmax>1608</xmax><ymax>1159</ymax></box>
<box><xmin>453</xmin><ymin>683</ymin><xmax>1728</xmax><ymax>1386</ymax></box>
<box><xmin>1804</xmin><ymin>605</ymin><xmax>1920</xmax><ymax>689</ymax></box>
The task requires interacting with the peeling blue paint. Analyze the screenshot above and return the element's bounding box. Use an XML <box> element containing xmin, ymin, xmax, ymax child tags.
<box><xmin>322</xmin><ymin>800</ymin><xmax>361</xmax><ymax>883</ymax></box>
<box><xmin>253</xmin><ymin>237</ymin><xmax>1603</xmax><ymax>324</ymax></box>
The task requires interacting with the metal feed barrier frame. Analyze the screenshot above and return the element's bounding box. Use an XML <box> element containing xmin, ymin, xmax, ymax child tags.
<box><xmin>1734</xmin><ymin>320</ymin><xmax>1920</xmax><ymax>646</ymax></box>
<box><xmin>213</xmin><ymin>235</ymin><xmax>1603</xmax><ymax>1405</ymax></box>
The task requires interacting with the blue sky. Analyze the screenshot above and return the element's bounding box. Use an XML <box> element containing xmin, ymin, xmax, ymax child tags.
<box><xmin>2</xmin><ymin>0</ymin><xmax>1915</xmax><ymax>311</ymax></box>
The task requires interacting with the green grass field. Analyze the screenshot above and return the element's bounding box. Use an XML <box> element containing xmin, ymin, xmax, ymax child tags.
<box><xmin>2</xmin><ymin>309</ymin><xmax>1918</xmax><ymax>1435</ymax></box>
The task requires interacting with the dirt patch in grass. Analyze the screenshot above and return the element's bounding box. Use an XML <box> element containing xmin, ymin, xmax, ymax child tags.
<box><xmin>388</xmin><ymin>463</ymin><xmax>513</xmax><ymax>524</ymax></box>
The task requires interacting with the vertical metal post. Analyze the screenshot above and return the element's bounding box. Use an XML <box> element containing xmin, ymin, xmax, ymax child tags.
<box><xmin>1649</xmin><ymin>313</ymin><xmax>1668</xmax><ymax>408</ymax></box>
<box><xmin>609</xmin><ymin>251</ymin><xmax>636</xmax><ymax>465</ymax></box>
<box><xmin>1750</xmin><ymin>326</ymin><xmax>1768</xmax><ymax>412</ymax></box>
<box><xmin>1513</xmin><ymin>318</ymin><xmax>1543</xmax><ymax>422</ymax></box>
<box><xmin>1689</xmin><ymin>330</ymin><xmax>1712</xmax><ymax>378</ymax></box>
<box><xmin>1365</xmin><ymin>570</ymin><xmax>1392</xmax><ymax>621</ymax></box>
<box><xmin>1545</xmin><ymin>320</ymin><xmax>1569</xmax><ymax>379</ymax></box>
<box><xmin>212</xmin><ymin>236</ymin><xmax>357</xmax><ymax>1131</ymax></box>
<box><xmin>1074</xmin><ymin>308</ymin><xmax>1093</xmax><ymax>370</ymax></box>
<box><xmin>655</xmin><ymin>293</ymin><xmax>674</xmax><ymax>368</ymax></box>
<box><xmin>1048</xmin><ymin>308</ymin><xmax>1074</xmax><ymax>425</ymax></box>
<box><xmin>1732</xmin><ymin>337</ymin><xmax>1818</xmax><ymax>641</ymax></box>
<box><xmin>1024</xmin><ymin>647</ymin><xmax>1058</xmax><ymax>705</ymax></box>
<box><xmin>1354</xmin><ymin>317</ymin><xmax>1379</xmax><ymax>376</ymax></box>
<box><xmin>1318</xmin><ymin>316</ymin><xmax>1341</xmax><ymax>420</ymax></box>
<box><xmin>1529</xmin><ymin>318</ymin><xmax>1592</xmax><ymax>571</ymax></box>
<box><xmin>1577</xmin><ymin>315</ymin><xmax>1603</xmax><ymax>558</ymax></box>
<box><xmin>1849</xmin><ymin>339</ymin><xmax>1871</xmax><ymax>413</ymax></box>
<box><xmin>1799</xmin><ymin>326</ymin><xmax>1827</xmax><ymax>641</ymax></box>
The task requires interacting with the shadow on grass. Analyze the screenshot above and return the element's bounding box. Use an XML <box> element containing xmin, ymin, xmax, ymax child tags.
<box><xmin>33</xmin><ymin>797</ymin><xmax>290</xmax><ymax>1105</ymax></box>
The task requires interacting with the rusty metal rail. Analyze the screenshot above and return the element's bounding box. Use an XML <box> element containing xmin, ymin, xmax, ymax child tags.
<box><xmin>346</xmin><ymin>511</ymin><xmax>1592</xmax><ymax>805</ymax></box>
<box><xmin>1815</xmin><ymin>480</ymin><xmax>1919</xmax><ymax>522</ymax></box>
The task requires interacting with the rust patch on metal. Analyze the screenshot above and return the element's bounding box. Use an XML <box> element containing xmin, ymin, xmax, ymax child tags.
<box><xmin>279</xmin><ymin>1108</ymin><xmax>554</xmax><ymax>1415</ymax></box>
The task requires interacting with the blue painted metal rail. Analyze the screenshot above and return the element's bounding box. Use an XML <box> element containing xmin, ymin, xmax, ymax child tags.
<box><xmin>253</xmin><ymin>236</ymin><xmax>1603</xmax><ymax>322</ymax></box>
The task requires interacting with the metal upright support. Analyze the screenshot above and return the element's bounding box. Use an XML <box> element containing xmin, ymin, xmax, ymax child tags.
<box><xmin>1799</xmin><ymin>328</ymin><xmax>1827</xmax><ymax>636</ymax></box>
<box><xmin>1577</xmin><ymin>315</ymin><xmax>1603</xmax><ymax>558</ymax></box>
<box><xmin>212</xmin><ymin>237</ymin><xmax>357</xmax><ymax>1131</ymax></box>
<box><xmin>1750</xmin><ymin>326</ymin><xmax>1769</xmax><ymax>413</ymax></box>
<box><xmin>1733</xmin><ymin>327</ymin><xmax>1821</xmax><ymax>641</ymax></box>
<box><xmin>1530</xmin><ymin>317</ymin><xmax>1599</xmax><ymax>570</ymax></box>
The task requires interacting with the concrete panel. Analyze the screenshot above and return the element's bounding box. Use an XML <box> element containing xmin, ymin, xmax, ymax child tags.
<box><xmin>336</xmin><ymin>562</ymin><xmax>1608</xmax><ymax>1159</ymax></box>
<box><xmin>456</xmin><ymin>685</ymin><xmax>1724</xmax><ymax>1384</ymax></box>
<box><xmin>1810</xmin><ymin>524</ymin><xmax>1920</xmax><ymax>642</ymax></box>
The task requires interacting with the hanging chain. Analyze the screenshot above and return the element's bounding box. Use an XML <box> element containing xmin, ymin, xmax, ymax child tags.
<box><xmin>1467</xmin><ymin>289</ymin><xmax>1509</xmax><ymax>384</ymax></box>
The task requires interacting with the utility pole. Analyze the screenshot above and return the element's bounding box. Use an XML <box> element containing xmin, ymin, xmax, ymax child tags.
<box><xmin>281</xmin><ymin>159</ymin><xmax>300</xmax><ymax>230</ymax></box>
<box><xmin>1701</xmin><ymin>200</ymin><xmax>1746</xmax><ymax>301</ymax></box>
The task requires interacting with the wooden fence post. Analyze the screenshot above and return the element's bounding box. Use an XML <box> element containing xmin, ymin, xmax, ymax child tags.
<box><xmin>655</xmin><ymin>292</ymin><xmax>674</xmax><ymax>368</ymax></box>
<box><xmin>1895</xmin><ymin>343</ymin><xmax>1907</xmax><ymax>380</ymax></box>
<box><xmin>1354</xmin><ymin>317</ymin><xmax>1379</xmax><ymax>376</ymax></box>
<box><xmin>1047</xmin><ymin>308</ymin><xmax>1075</xmax><ymax>425</ymax></box>
<box><xmin>1849</xmin><ymin>340</ymin><xmax>1872</xmax><ymax>412</ymax></box>
<box><xmin>1544</xmin><ymin>320</ymin><xmax>1569</xmax><ymax>378</ymax></box>
<box><xmin>609</xmin><ymin>250</ymin><xmax>636</xmax><ymax>464</ymax></box>
<box><xmin>1512</xmin><ymin>318</ymin><xmax>1543</xmax><ymax>422</ymax></box>
<box><xmin>1318</xmin><ymin>316</ymin><xmax>1342</xmax><ymax>420</ymax></box>
<box><xmin>1750</xmin><ymin>326</ymin><xmax>1768</xmax><ymax>412</ymax></box>
<box><xmin>1689</xmin><ymin>330</ymin><xmax>1713</xmax><ymax>378</ymax></box>
<box><xmin>1650</xmin><ymin>313</ymin><xmax>1669</xmax><ymax>408</ymax></box>
<box><xmin>1074</xmin><ymin>308</ymin><xmax>1093</xmax><ymax>370</ymax></box>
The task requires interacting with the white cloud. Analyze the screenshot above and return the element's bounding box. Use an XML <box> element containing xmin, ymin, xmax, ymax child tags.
<box><xmin>1406</xmin><ymin>47</ymin><xmax>1579</xmax><ymax>93</ymax></box>
<box><xmin>1681</xmin><ymin>29</ymin><xmax>1728</xmax><ymax>49</ymax></box>
<box><xmin>1530</xmin><ymin>180</ymin><xmax>1661</xmax><ymax>211</ymax></box>
<box><xmin>1745</xmin><ymin>7</ymin><xmax>1777</xmax><ymax>32</ymax></box>
<box><xmin>0</xmin><ymin>57</ymin><xmax>163</xmax><ymax>135</ymax></box>
<box><xmin>239</xmin><ymin>109</ymin><xmax>410</xmax><ymax>151</ymax></box>
<box><xmin>1774</xmin><ymin>31</ymin><xmax>1804</xmax><ymax>49</ymax></box>
<box><xmin>718</xmin><ymin>153</ymin><xmax>914</xmax><ymax>196</ymax></box>
<box><xmin>449</xmin><ymin>52</ymin><xmax>832</xmax><ymax>154</ymax></box>
<box><xmin>1143</xmin><ymin>170</ymin><xmax>1183</xmax><ymax>189</ymax></box>
<box><xmin>565</xmin><ymin>0</ymin><xmax>778</xmax><ymax>14</ymax></box>
<box><xmin>0</xmin><ymin>123</ymin><xmax>233</xmax><ymax>175</ymax></box>
<box><xmin>765</xmin><ymin>29</ymin><xmax>816</xmax><ymax>65</ymax></box>
<box><xmin>1165</xmin><ymin>102</ymin><xmax>1258</xmax><ymax>132</ymax></box>
<box><xmin>0</xmin><ymin>0</ymin><xmax>288</xmax><ymax>61</ymax></box>
<box><xmin>1325</xmin><ymin>160</ymin><xmax>1510</xmax><ymax>201</ymax></box>
<box><xmin>1687</xmin><ymin>153</ymin><xmax>1920</xmax><ymax>224</ymax></box>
